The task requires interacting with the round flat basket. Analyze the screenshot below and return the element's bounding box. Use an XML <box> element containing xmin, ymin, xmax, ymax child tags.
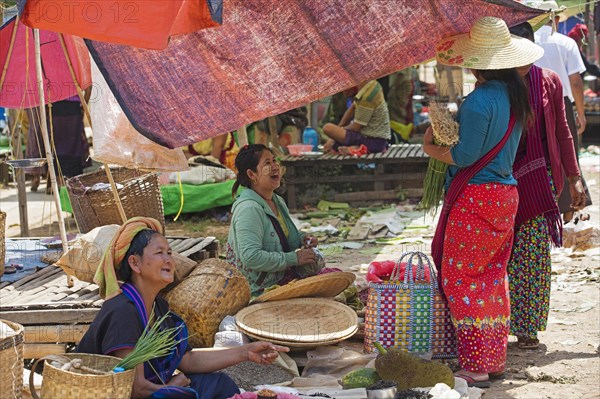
<box><xmin>235</xmin><ymin>298</ymin><xmax>358</xmax><ymax>343</ymax></box>
<box><xmin>252</xmin><ymin>272</ymin><xmax>356</xmax><ymax>303</ymax></box>
<box><xmin>239</xmin><ymin>327</ymin><xmax>357</xmax><ymax>348</ymax></box>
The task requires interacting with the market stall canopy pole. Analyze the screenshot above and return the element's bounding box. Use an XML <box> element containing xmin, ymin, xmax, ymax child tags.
<box><xmin>16</xmin><ymin>0</ymin><xmax>221</xmax><ymax>50</ymax></box>
<box><xmin>33</xmin><ymin>30</ymin><xmax>71</xmax><ymax>287</ymax></box>
<box><xmin>84</xmin><ymin>0</ymin><xmax>543</xmax><ymax>149</ymax></box>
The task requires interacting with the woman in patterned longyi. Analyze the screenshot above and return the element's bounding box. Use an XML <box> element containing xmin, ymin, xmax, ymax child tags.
<box><xmin>424</xmin><ymin>16</ymin><xmax>543</xmax><ymax>388</ymax></box>
<box><xmin>507</xmin><ymin>22</ymin><xmax>586</xmax><ymax>351</ymax></box>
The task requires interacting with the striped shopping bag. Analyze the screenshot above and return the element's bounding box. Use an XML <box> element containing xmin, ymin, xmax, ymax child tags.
<box><xmin>364</xmin><ymin>251</ymin><xmax>457</xmax><ymax>359</ymax></box>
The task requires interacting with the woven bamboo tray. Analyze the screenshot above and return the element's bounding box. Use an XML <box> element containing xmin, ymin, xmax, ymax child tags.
<box><xmin>66</xmin><ymin>167</ymin><xmax>165</xmax><ymax>234</ymax></box>
<box><xmin>235</xmin><ymin>298</ymin><xmax>358</xmax><ymax>344</ymax></box>
<box><xmin>252</xmin><ymin>272</ymin><xmax>356</xmax><ymax>303</ymax></box>
<box><xmin>0</xmin><ymin>319</ymin><xmax>24</xmax><ymax>399</ymax></box>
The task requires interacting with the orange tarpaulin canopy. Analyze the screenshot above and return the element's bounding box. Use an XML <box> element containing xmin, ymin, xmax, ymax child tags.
<box><xmin>18</xmin><ymin>0</ymin><xmax>219</xmax><ymax>50</ymax></box>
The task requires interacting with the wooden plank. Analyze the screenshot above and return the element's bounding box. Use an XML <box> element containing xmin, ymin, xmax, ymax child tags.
<box><xmin>284</xmin><ymin>173</ymin><xmax>422</xmax><ymax>185</ymax></box>
<box><xmin>2</xmin><ymin>300</ymin><xmax>97</xmax><ymax>310</ymax></box>
<box><xmin>1</xmin><ymin>265</ymin><xmax>60</xmax><ymax>293</ymax></box>
<box><xmin>1</xmin><ymin>272</ymin><xmax>70</xmax><ymax>303</ymax></box>
<box><xmin>180</xmin><ymin>237</ymin><xmax>216</xmax><ymax>257</ymax></box>
<box><xmin>1</xmin><ymin>308</ymin><xmax>99</xmax><ymax>325</ymax></box>
<box><xmin>24</xmin><ymin>324</ymin><xmax>89</xmax><ymax>344</ymax></box>
<box><xmin>24</xmin><ymin>343</ymin><xmax>66</xmax><ymax>359</ymax></box>
<box><xmin>172</xmin><ymin>237</ymin><xmax>204</xmax><ymax>253</ymax></box>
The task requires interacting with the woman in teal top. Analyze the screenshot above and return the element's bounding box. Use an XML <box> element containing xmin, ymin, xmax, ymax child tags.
<box><xmin>445</xmin><ymin>80</ymin><xmax>522</xmax><ymax>191</ymax></box>
<box><xmin>226</xmin><ymin>144</ymin><xmax>321</xmax><ymax>296</ymax></box>
<box><xmin>424</xmin><ymin>17</ymin><xmax>543</xmax><ymax>388</ymax></box>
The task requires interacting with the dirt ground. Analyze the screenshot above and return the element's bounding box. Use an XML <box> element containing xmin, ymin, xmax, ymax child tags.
<box><xmin>11</xmin><ymin>155</ymin><xmax>599</xmax><ymax>399</ymax></box>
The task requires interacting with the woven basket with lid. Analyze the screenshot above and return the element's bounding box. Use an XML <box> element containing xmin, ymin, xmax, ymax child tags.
<box><xmin>30</xmin><ymin>353</ymin><xmax>134</xmax><ymax>399</ymax></box>
<box><xmin>0</xmin><ymin>319</ymin><xmax>24</xmax><ymax>399</ymax></box>
<box><xmin>165</xmin><ymin>258</ymin><xmax>250</xmax><ymax>347</ymax></box>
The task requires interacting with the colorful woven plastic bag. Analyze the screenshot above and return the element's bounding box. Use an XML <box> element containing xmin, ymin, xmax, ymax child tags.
<box><xmin>364</xmin><ymin>251</ymin><xmax>457</xmax><ymax>359</ymax></box>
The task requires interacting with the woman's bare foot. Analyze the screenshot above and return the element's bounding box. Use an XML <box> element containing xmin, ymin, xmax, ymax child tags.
<box><xmin>323</xmin><ymin>139</ymin><xmax>335</xmax><ymax>152</ymax></box>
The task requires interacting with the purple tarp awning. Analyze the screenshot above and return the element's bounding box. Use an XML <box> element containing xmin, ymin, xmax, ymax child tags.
<box><xmin>87</xmin><ymin>0</ymin><xmax>542</xmax><ymax>148</ymax></box>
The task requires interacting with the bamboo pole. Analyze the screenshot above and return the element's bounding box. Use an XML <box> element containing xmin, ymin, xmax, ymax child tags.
<box><xmin>11</xmin><ymin>111</ymin><xmax>29</xmax><ymax>237</ymax></box>
<box><xmin>33</xmin><ymin>30</ymin><xmax>69</xmax><ymax>254</ymax></box>
<box><xmin>237</xmin><ymin>125</ymin><xmax>248</xmax><ymax>147</ymax></box>
<box><xmin>0</xmin><ymin>17</ymin><xmax>18</xmax><ymax>90</ymax></box>
<box><xmin>57</xmin><ymin>33</ymin><xmax>127</xmax><ymax>224</ymax></box>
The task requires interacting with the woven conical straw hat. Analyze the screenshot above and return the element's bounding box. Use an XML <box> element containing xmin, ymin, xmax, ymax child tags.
<box><xmin>436</xmin><ymin>16</ymin><xmax>544</xmax><ymax>70</ymax></box>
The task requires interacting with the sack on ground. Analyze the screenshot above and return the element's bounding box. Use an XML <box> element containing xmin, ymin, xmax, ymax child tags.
<box><xmin>56</xmin><ymin>225</ymin><xmax>197</xmax><ymax>285</ymax></box>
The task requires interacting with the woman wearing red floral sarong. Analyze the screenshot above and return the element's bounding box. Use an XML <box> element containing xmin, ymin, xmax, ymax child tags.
<box><xmin>424</xmin><ymin>17</ymin><xmax>544</xmax><ymax>388</ymax></box>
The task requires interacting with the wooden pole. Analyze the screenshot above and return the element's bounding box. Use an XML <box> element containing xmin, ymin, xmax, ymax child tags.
<box><xmin>267</xmin><ymin>116</ymin><xmax>284</xmax><ymax>158</ymax></box>
<box><xmin>33</xmin><ymin>29</ymin><xmax>69</xmax><ymax>254</ymax></box>
<box><xmin>237</xmin><ymin>125</ymin><xmax>248</xmax><ymax>147</ymax></box>
<box><xmin>57</xmin><ymin>33</ymin><xmax>127</xmax><ymax>224</ymax></box>
<box><xmin>11</xmin><ymin>111</ymin><xmax>29</xmax><ymax>237</ymax></box>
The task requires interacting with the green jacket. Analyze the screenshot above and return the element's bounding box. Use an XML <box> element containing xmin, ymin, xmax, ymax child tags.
<box><xmin>226</xmin><ymin>189</ymin><xmax>316</xmax><ymax>296</ymax></box>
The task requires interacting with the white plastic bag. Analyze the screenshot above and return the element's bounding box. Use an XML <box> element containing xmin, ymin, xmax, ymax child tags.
<box><xmin>90</xmin><ymin>60</ymin><xmax>189</xmax><ymax>172</ymax></box>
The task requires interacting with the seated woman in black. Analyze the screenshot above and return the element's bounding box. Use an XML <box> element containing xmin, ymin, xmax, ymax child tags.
<box><xmin>77</xmin><ymin>217</ymin><xmax>288</xmax><ymax>399</ymax></box>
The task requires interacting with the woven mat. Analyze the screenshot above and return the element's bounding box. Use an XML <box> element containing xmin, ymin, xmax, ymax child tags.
<box><xmin>252</xmin><ymin>272</ymin><xmax>356</xmax><ymax>303</ymax></box>
<box><xmin>235</xmin><ymin>298</ymin><xmax>358</xmax><ymax>344</ymax></box>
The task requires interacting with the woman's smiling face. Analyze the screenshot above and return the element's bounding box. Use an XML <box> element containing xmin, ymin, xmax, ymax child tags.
<box><xmin>251</xmin><ymin>150</ymin><xmax>281</xmax><ymax>191</ymax></box>
<box><xmin>138</xmin><ymin>234</ymin><xmax>174</xmax><ymax>287</ymax></box>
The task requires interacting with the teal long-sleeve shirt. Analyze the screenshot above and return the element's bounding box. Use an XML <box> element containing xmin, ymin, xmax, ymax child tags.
<box><xmin>445</xmin><ymin>80</ymin><xmax>523</xmax><ymax>191</ymax></box>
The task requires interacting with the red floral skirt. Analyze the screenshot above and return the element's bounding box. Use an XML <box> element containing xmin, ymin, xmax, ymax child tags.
<box><xmin>441</xmin><ymin>183</ymin><xmax>518</xmax><ymax>373</ymax></box>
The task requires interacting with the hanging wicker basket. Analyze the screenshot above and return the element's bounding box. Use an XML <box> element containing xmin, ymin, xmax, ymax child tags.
<box><xmin>0</xmin><ymin>319</ymin><xmax>24</xmax><ymax>399</ymax></box>
<box><xmin>66</xmin><ymin>167</ymin><xmax>165</xmax><ymax>234</ymax></box>
<box><xmin>30</xmin><ymin>353</ymin><xmax>134</xmax><ymax>399</ymax></box>
<box><xmin>165</xmin><ymin>258</ymin><xmax>250</xmax><ymax>347</ymax></box>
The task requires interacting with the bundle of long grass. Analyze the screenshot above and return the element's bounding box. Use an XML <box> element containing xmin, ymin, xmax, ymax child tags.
<box><xmin>115</xmin><ymin>310</ymin><xmax>185</xmax><ymax>372</ymax></box>
<box><xmin>418</xmin><ymin>102</ymin><xmax>459</xmax><ymax>214</ymax></box>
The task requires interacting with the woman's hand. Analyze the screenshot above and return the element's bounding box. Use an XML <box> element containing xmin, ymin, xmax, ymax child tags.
<box><xmin>303</xmin><ymin>235</ymin><xmax>318</xmax><ymax>248</ymax></box>
<box><xmin>245</xmin><ymin>342</ymin><xmax>289</xmax><ymax>365</ymax></box>
<box><xmin>296</xmin><ymin>248</ymin><xmax>316</xmax><ymax>266</ymax></box>
<box><xmin>423</xmin><ymin>126</ymin><xmax>434</xmax><ymax>146</ymax></box>
<box><xmin>168</xmin><ymin>372</ymin><xmax>191</xmax><ymax>387</ymax></box>
<box><xmin>568</xmin><ymin>177</ymin><xmax>587</xmax><ymax>210</ymax></box>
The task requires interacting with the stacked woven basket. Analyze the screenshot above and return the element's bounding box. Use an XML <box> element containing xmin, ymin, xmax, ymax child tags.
<box><xmin>235</xmin><ymin>272</ymin><xmax>359</xmax><ymax>348</ymax></box>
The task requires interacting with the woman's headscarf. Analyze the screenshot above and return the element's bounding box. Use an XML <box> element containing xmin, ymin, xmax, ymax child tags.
<box><xmin>94</xmin><ymin>217</ymin><xmax>164</xmax><ymax>299</ymax></box>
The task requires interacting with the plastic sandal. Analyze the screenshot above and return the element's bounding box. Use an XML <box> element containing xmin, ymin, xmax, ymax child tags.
<box><xmin>455</xmin><ymin>373</ymin><xmax>492</xmax><ymax>388</ymax></box>
<box><xmin>517</xmin><ymin>337</ymin><xmax>540</xmax><ymax>350</ymax></box>
<box><xmin>489</xmin><ymin>371</ymin><xmax>506</xmax><ymax>380</ymax></box>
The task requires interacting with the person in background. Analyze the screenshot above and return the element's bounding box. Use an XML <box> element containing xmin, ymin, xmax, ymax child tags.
<box><xmin>387</xmin><ymin>67</ymin><xmax>417</xmax><ymax>143</ymax></box>
<box><xmin>186</xmin><ymin>132</ymin><xmax>239</xmax><ymax>171</ymax></box>
<box><xmin>322</xmin><ymin>80</ymin><xmax>391</xmax><ymax>154</ymax></box>
<box><xmin>320</xmin><ymin>87</ymin><xmax>358</xmax><ymax>127</ymax></box>
<box><xmin>567</xmin><ymin>23</ymin><xmax>600</xmax><ymax>78</ymax></box>
<box><xmin>226</xmin><ymin>144</ymin><xmax>322</xmax><ymax>296</ymax></box>
<box><xmin>532</xmin><ymin>0</ymin><xmax>592</xmax><ymax>222</ymax></box>
<box><xmin>77</xmin><ymin>217</ymin><xmax>288</xmax><ymax>399</ymax></box>
<box><xmin>507</xmin><ymin>22</ymin><xmax>587</xmax><ymax>351</ymax></box>
<box><xmin>26</xmin><ymin>91</ymin><xmax>91</xmax><ymax>193</ymax></box>
<box><xmin>425</xmin><ymin>16</ymin><xmax>543</xmax><ymax>387</ymax></box>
